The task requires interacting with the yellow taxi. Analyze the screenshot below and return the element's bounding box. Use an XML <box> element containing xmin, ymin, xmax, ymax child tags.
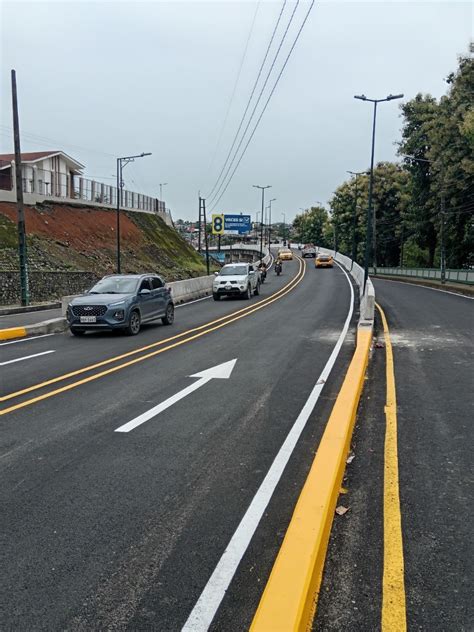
<box><xmin>315</xmin><ymin>253</ymin><xmax>334</xmax><ymax>268</ymax></box>
<box><xmin>278</xmin><ymin>248</ymin><xmax>293</xmax><ymax>261</ymax></box>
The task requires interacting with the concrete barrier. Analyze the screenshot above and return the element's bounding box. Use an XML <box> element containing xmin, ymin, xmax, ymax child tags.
<box><xmin>318</xmin><ymin>247</ymin><xmax>375</xmax><ymax>326</ymax></box>
<box><xmin>167</xmin><ymin>275</ymin><xmax>214</xmax><ymax>304</ymax></box>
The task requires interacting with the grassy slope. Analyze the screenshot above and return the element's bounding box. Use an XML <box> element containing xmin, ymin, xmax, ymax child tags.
<box><xmin>0</xmin><ymin>203</ymin><xmax>210</xmax><ymax>280</ymax></box>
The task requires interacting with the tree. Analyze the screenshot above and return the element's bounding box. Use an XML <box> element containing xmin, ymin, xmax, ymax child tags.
<box><xmin>293</xmin><ymin>206</ymin><xmax>330</xmax><ymax>246</ymax></box>
<box><xmin>399</xmin><ymin>51</ymin><xmax>474</xmax><ymax>267</ymax></box>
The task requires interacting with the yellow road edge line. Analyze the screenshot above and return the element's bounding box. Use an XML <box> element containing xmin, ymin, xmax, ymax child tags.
<box><xmin>376</xmin><ymin>302</ymin><xmax>407</xmax><ymax>632</ymax></box>
<box><xmin>0</xmin><ymin>259</ymin><xmax>306</xmax><ymax>416</ymax></box>
<box><xmin>1</xmin><ymin>259</ymin><xmax>304</xmax><ymax>404</ymax></box>
<box><xmin>0</xmin><ymin>327</ymin><xmax>27</xmax><ymax>341</ymax></box>
<box><xmin>250</xmin><ymin>327</ymin><xmax>372</xmax><ymax>632</ymax></box>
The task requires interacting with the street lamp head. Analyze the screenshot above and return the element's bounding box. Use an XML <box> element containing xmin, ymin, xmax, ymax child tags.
<box><xmin>141</xmin><ymin>152</ymin><xmax>152</xmax><ymax>157</ymax></box>
<box><xmin>354</xmin><ymin>94</ymin><xmax>367</xmax><ymax>101</ymax></box>
<box><xmin>386</xmin><ymin>94</ymin><xmax>404</xmax><ymax>101</ymax></box>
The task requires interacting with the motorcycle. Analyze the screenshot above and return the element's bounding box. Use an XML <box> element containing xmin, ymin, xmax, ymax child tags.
<box><xmin>275</xmin><ymin>261</ymin><xmax>282</xmax><ymax>276</ymax></box>
<box><xmin>258</xmin><ymin>266</ymin><xmax>267</xmax><ymax>283</ymax></box>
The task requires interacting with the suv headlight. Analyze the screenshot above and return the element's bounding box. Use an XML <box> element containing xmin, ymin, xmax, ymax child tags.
<box><xmin>110</xmin><ymin>300</ymin><xmax>125</xmax><ymax>307</ymax></box>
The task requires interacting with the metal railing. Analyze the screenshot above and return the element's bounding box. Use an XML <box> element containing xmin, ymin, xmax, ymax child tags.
<box><xmin>17</xmin><ymin>166</ymin><xmax>166</xmax><ymax>214</ymax></box>
<box><xmin>369</xmin><ymin>266</ymin><xmax>474</xmax><ymax>285</ymax></box>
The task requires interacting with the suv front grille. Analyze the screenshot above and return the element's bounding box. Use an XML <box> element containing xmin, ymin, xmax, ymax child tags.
<box><xmin>72</xmin><ymin>305</ymin><xmax>107</xmax><ymax>317</ymax></box>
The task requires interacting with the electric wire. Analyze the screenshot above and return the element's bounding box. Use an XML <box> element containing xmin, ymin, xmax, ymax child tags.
<box><xmin>205</xmin><ymin>1</ymin><xmax>261</xmax><ymax>181</ymax></box>
<box><xmin>209</xmin><ymin>0</ymin><xmax>315</xmax><ymax>211</ymax></box>
<box><xmin>208</xmin><ymin>0</ymin><xmax>300</xmax><ymax>208</ymax></box>
<box><xmin>205</xmin><ymin>0</ymin><xmax>288</xmax><ymax>201</ymax></box>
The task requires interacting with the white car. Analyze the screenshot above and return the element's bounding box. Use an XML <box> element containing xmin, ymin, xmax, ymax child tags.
<box><xmin>213</xmin><ymin>263</ymin><xmax>260</xmax><ymax>300</ymax></box>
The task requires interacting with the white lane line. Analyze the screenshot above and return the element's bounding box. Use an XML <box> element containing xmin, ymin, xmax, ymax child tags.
<box><xmin>0</xmin><ymin>350</ymin><xmax>55</xmax><ymax>366</ymax></box>
<box><xmin>175</xmin><ymin>296</ymin><xmax>212</xmax><ymax>309</ymax></box>
<box><xmin>0</xmin><ymin>333</ymin><xmax>56</xmax><ymax>347</ymax></box>
<box><xmin>374</xmin><ymin>277</ymin><xmax>474</xmax><ymax>300</ymax></box>
<box><xmin>0</xmin><ymin>308</ymin><xmax>60</xmax><ymax>319</ymax></box>
<box><xmin>182</xmin><ymin>264</ymin><xmax>355</xmax><ymax>632</ymax></box>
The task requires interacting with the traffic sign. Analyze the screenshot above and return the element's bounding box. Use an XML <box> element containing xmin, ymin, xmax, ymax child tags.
<box><xmin>212</xmin><ymin>214</ymin><xmax>224</xmax><ymax>235</ymax></box>
<box><xmin>223</xmin><ymin>214</ymin><xmax>251</xmax><ymax>235</ymax></box>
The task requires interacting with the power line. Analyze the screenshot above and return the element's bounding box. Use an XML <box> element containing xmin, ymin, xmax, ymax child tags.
<box><xmin>208</xmin><ymin>0</ymin><xmax>300</xmax><ymax>208</ymax></box>
<box><xmin>205</xmin><ymin>1</ymin><xmax>261</xmax><ymax>181</ymax></box>
<box><xmin>0</xmin><ymin>125</ymin><xmax>116</xmax><ymax>159</ymax></box>
<box><xmin>210</xmin><ymin>0</ymin><xmax>315</xmax><ymax>211</ymax></box>
<box><xmin>205</xmin><ymin>0</ymin><xmax>288</xmax><ymax>201</ymax></box>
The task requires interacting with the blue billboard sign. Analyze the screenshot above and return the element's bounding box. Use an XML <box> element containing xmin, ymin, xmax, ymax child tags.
<box><xmin>224</xmin><ymin>214</ymin><xmax>252</xmax><ymax>235</ymax></box>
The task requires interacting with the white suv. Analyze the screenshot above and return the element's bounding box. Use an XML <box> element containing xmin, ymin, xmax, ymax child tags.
<box><xmin>213</xmin><ymin>263</ymin><xmax>260</xmax><ymax>300</ymax></box>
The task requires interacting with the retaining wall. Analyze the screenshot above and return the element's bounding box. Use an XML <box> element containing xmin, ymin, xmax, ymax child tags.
<box><xmin>0</xmin><ymin>270</ymin><xmax>99</xmax><ymax>306</ymax></box>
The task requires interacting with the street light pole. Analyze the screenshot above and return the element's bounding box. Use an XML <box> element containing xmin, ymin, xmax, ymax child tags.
<box><xmin>282</xmin><ymin>212</ymin><xmax>286</xmax><ymax>245</ymax></box>
<box><xmin>268</xmin><ymin>198</ymin><xmax>276</xmax><ymax>246</ymax></box>
<box><xmin>347</xmin><ymin>170</ymin><xmax>369</xmax><ymax>266</ymax></box>
<box><xmin>354</xmin><ymin>93</ymin><xmax>403</xmax><ymax>288</ymax></box>
<box><xmin>159</xmin><ymin>182</ymin><xmax>167</xmax><ymax>202</ymax></box>
<box><xmin>116</xmin><ymin>152</ymin><xmax>152</xmax><ymax>273</ymax></box>
<box><xmin>253</xmin><ymin>185</ymin><xmax>271</xmax><ymax>259</ymax></box>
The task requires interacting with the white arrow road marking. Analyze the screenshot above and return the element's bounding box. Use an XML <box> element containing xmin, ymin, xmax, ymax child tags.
<box><xmin>0</xmin><ymin>350</ymin><xmax>55</xmax><ymax>366</ymax></box>
<box><xmin>114</xmin><ymin>359</ymin><xmax>237</xmax><ymax>433</ymax></box>
<box><xmin>181</xmin><ymin>262</ymin><xmax>354</xmax><ymax>632</ymax></box>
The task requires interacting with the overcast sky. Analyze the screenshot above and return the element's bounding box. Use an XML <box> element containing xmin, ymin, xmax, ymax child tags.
<box><xmin>1</xmin><ymin>1</ymin><xmax>472</xmax><ymax>222</ymax></box>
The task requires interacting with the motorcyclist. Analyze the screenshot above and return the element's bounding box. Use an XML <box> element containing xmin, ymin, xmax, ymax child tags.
<box><xmin>274</xmin><ymin>257</ymin><xmax>282</xmax><ymax>274</ymax></box>
<box><xmin>258</xmin><ymin>261</ymin><xmax>267</xmax><ymax>282</ymax></box>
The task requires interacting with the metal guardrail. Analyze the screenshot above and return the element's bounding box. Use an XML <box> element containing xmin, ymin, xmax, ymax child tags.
<box><xmin>369</xmin><ymin>267</ymin><xmax>474</xmax><ymax>285</ymax></box>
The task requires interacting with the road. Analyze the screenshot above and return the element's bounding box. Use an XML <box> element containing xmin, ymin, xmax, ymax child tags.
<box><xmin>315</xmin><ymin>279</ymin><xmax>473</xmax><ymax>631</ymax></box>
<box><xmin>1</xmin><ymin>256</ymin><xmax>357</xmax><ymax>631</ymax></box>
<box><xmin>0</xmin><ymin>307</ymin><xmax>63</xmax><ymax>329</ymax></box>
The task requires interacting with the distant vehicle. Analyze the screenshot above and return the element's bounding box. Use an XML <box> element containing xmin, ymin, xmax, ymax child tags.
<box><xmin>67</xmin><ymin>274</ymin><xmax>174</xmax><ymax>336</ymax></box>
<box><xmin>302</xmin><ymin>244</ymin><xmax>316</xmax><ymax>258</ymax></box>
<box><xmin>315</xmin><ymin>253</ymin><xmax>334</xmax><ymax>268</ymax></box>
<box><xmin>278</xmin><ymin>248</ymin><xmax>293</xmax><ymax>261</ymax></box>
<box><xmin>213</xmin><ymin>263</ymin><xmax>260</xmax><ymax>300</ymax></box>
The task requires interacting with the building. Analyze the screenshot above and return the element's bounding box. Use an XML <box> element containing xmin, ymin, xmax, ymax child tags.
<box><xmin>0</xmin><ymin>150</ymin><xmax>172</xmax><ymax>225</ymax></box>
<box><xmin>0</xmin><ymin>151</ymin><xmax>84</xmax><ymax>195</ymax></box>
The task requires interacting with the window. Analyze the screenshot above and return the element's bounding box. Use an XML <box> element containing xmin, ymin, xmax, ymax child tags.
<box><xmin>139</xmin><ymin>278</ymin><xmax>152</xmax><ymax>292</ymax></box>
<box><xmin>151</xmin><ymin>277</ymin><xmax>163</xmax><ymax>289</ymax></box>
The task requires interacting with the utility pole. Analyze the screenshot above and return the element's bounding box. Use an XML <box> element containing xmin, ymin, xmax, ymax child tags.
<box><xmin>253</xmin><ymin>185</ymin><xmax>271</xmax><ymax>259</ymax></box>
<box><xmin>399</xmin><ymin>224</ymin><xmax>405</xmax><ymax>268</ymax></box>
<box><xmin>198</xmin><ymin>196</ymin><xmax>202</xmax><ymax>253</ymax></box>
<box><xmin>11</xmin><ymin>69</ymin><xmax>29</xmax><ymax>306</ymax></box>
<box><xmin>440</xmin><ymin>190</ymin><xmax>446</xmax><ymax>284</ymax></box>
<box><xmin>203</xmin><ymin>197</ymin><xmax>210</xmax><ymax>275</ymax></box>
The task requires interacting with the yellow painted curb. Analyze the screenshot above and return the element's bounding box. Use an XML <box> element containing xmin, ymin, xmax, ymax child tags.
<box><xmin>0</xmin><ymin>327</ymin><xmax>27</xmax><ymax>341</ymax></box>
<box><xmin>251</xmin><ymin>327</ymin><xmax>372</xmax><ymax>632</ymax></box>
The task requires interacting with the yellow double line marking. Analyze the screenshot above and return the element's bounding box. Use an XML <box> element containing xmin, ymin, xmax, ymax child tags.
<box><xmin>1</xmin><ymin>258</ymin><xmax>305</xmax><ymax>416</ymax></box>
<box><xmin>377</xmin><ymin>302</ymin><xmax>407</xmax><ymax>631</ymax></box>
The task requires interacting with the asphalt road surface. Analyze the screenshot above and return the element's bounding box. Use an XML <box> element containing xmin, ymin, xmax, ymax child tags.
<box><xmin>1</xmin><ymin>256</ymin><xmax>358</xmax><ymax>631</ymax></box>
<box><xmin>0</xmin><ymin>307</ymin><xmax>63</xmax><ymax>329</ymax></box>
<box><xmin>315</xmin><ymin>279</ymin><xmax>473</xmax><ymax>631</ymax></box>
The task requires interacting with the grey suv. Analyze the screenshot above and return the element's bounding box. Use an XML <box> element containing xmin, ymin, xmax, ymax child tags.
<box><xmin>67</xmin><ymin>274</ymin><xmax>174</xmax><ymax>336</ymax></box>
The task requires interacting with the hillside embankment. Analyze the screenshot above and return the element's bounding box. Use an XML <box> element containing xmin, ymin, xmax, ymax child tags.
<box><xmin>0</xmin><ymin>201</ymin><xmax>205</xmax><ymax>277</ymax></box>
<box><xmin>0</xmin><ymin>201</ymin><xmax>209</xmax><ymax>305</ymax></box>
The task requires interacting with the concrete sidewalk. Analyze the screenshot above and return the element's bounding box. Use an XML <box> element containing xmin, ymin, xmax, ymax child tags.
<box><xmin>0</xmin><ymin>308</ymin><xmax>63</xmax><ymax>329</ymax></box>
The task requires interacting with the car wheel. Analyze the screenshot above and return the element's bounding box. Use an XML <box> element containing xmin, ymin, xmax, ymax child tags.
<box><xmin>213</xmin><ymin>293</ymin><xmax>221</xmax><ymax>301</ymax></box>
<box><xmin>126</xmin><ymin>309</ymin><xmax>141</xmax><ymax>335</ymax></box>
<box><xmin>254</xmin><ymin>282</ymin><xmax>260</xmax><ymax>296</ymax></box>
<box><xmin>162</xmin><ymin>303</ymin><xmax>175</xmax><ymax>325</ymax></box>
<box><xmin>70</xmin><ymin>328</ymin><xmax>85</xmax><ymax>337</ymax></box>
<box><xmin>242</xmin><ymin>285</ymin><xmax>251</xmax><ymax>300</ymax></box>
